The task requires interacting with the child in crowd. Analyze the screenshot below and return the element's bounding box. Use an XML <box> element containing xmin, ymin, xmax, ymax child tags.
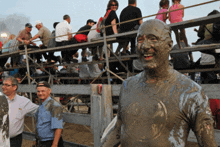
<box><xmin>156</xmin><ymin>0</ymin><xmax>169</xmax><ymax>23</ymax></box>
<box><xmin>169</xmin><ymin>0</ymin><xmax>188</xmax><ymax>48</ymax></box>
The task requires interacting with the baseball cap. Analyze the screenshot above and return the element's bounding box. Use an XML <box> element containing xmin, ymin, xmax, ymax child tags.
<box><xmin>37</xmin><ymin>81</ymin><xmax>51</xmax><ymax>88</ymax></box>
<box><xmin>87</xmin><ymin>19</ymin><xmax>96</xmax><ymax>24</ymax></box>
<box><xmin>35</xmin><ymin>20</ymin><xmax>42</xmax><ymax>26</ymax></box>
<box><xmin>25</xmin><ymin>23</ymin><xmax>32</xmax><ymax>28</ymax></box>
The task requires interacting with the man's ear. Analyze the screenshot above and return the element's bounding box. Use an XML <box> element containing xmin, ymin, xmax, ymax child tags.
<box><xmin>168</xmin><ymin>40</ymin><xmax>173</xmax><ymax>51</ymax></box>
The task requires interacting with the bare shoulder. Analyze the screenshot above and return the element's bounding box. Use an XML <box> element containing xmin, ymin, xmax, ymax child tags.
<box><xmin>179</xmin><ymin>4</ymin><xmax>184</xmax><ymax>8</ymax></box>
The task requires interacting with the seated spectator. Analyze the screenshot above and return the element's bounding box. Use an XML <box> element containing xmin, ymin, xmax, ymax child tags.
<box><xmin>8</xmin><ymin>36</ymin><xmax>23</xmax><ymax>67</ymax></box>
<box><xmin>87</xmin><ymin>23</ymin><xmax>103</xmax><ymax>60</ymax></box>
<box><xmin>197</xmin><ymin>10</ymin><xmax>219</xmax><ymax>84</ymax></box>
<box><xmin>170</xmin><ymin>33</ymin><xmax>193</xmax><ymax>70</ymax></box>
<box><xmin>75</xmin><ymin>19</ymin><xmax>96</xmax><ymax>62</ymax></box>
<box><xmin>47</xmin><ymin>22</ymin><xmax>62</xmax><ymax>63</ymax></box>
<box><xmin>101</xmin><ymin>0</ymin><xmax>119</xmax><ymax>57</ymax></box>
<box><xmin>56</xmin><ymin>15</ymin><xmax>78</xmax><ymax>63</ymax></box>
<box><xmin>16</xmin><ymin>23</ymin><xmax>41</xmax><ymax>63</ymax></box>
<box><xmin>0</xmin><ymin>41</ymin><xmax>8</xmax><ymax>71</ymax></box>
<box><xmin>2</xmin><ymin>34</ymin><xmax>16</xmax><ymax>54</ymax></box>
<box><xmin>29</xmin><ymin>21</ymin><xmax>60</xmax><ymax>64</ymax></box>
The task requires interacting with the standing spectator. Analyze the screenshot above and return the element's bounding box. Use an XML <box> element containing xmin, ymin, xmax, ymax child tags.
<box><xmin>47</xmin><ymin>22</ymin><xmax>61</xmax><ymax>63</ymax></box>
<box><xmin>56</xmin><ymin>15</ymin><xmax>77</xmax><ymax>63</ymax></box>
<box><xmin>75</xmin><ymin>19</ymin><xmax>96</xmax><ymax>62</ymax></box>
<box><xmin>16</xmin><ymin>23</ymin><xmax>41</xmax><ymax>63</ymax></box>
<box><xmin>169</xmin><ymin>0</ymin><xmax>188</xmax><ymax>49</ymax></box>
<box><xmin>35</xmin><ymin>81</ymin><xmax>64</xmax><ymax>147</ymax></box>
<box><xmin>2</xmin><ymin>76</ymin><xmax>38</xmax><ymax>147</ymax></box>
<box><xmin>115</xmin><ymin>0</ymin><xmax>142</xmax><ymax>55</ymax></box>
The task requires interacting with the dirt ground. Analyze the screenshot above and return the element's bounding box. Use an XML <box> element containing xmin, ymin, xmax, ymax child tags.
<box><xmin>23</xmin><ymin>116</ymin><xmax>94</xmax><ymax>147</ymax></box>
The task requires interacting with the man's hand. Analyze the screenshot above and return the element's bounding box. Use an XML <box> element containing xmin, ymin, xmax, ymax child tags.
<box><xmin>39</xmin><ymin>44</ymin><xmax>42</xmax><ymax>48</ymax></box>
<box><xmin>24</xmin><ymin>40</ymin><xmax>30</xmax><ymax>45</ymax></box>
<box><xmin>32</xmin><ymin>42</ymin><xmax>37</xmax><ymax>46</ymax></box>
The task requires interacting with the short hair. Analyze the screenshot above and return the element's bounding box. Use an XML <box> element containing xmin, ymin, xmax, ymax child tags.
<box><xmin>129</xmin><ymin>0</ymin><xmax>136</xmax><ymax>5</ymax></box>
<box><xmin>14</xmin><ymin>73</ymin><xmax>22</xmax><ymax>80</ymax></box>
<box><xmin>3</xmin><ymin>76</ymin><xmax>19</xmax><ymax>90</ymax></box>
<box><xmin>208</xmin><ymin>10</ymin><xmax>219</xmax><ymax>16</ymax></box>
<box><xmin>159</xmin><ymin>0</ymin><xmax>169</xmax><ymax>8</ymax></box>
<box><xmin>172</xmin><ymin>0</ymin><xmax>180</xmax><ymax>3</ymax></box>
<box><xmin>53</xmin><ymin>22</ymin><xmax>59</xmax><ymax>29</ymax></box>
<box><xmin>63</xmin><ymin>15</ymin><xmax>70</xmax><ymax>20</ymax></box>
<box><xmin>106</xmin><ymin>0</ymin><xmax>119</xmax><ymax>12</ymax></box>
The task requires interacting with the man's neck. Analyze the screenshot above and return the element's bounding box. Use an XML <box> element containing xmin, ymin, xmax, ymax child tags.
<box><xmin>144</xmin><ymin>64</ymin><xmax>173</xmax><ymax>84</ymax></box>
<box><xmin>129</xmin><ymin>4</ymin><xmax>136</xmax><ymax>7</ymax></box>
<box><xmin>7</xmin><ymin>93</ymin><xmax>16</xmax><ymax>100</ymax></box>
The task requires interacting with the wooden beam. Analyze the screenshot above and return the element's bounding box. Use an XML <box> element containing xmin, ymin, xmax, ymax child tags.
<box><xmin>1</xmin><ymin>84</ymin><xmax>219</xmax><ymax>98</ymax></box>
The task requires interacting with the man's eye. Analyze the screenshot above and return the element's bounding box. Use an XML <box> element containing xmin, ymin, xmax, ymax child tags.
<box><xmin>149</xmin><ymin>37</ymin><xmax>157</xmax><ymax>41</ymax></box>
<box><xmin>138</xmin><ymin>38</ymin><xmax>145</xmax><ymax>43</ymax></box>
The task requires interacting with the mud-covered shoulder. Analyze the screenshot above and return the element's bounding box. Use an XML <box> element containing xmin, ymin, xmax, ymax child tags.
<box><xmin>122</xmin><ymin>72</ymin><xmax>144</xmax><ymax>90</ymax></box>
<box><xmin>174</xmin><ymin>71</ymin><xmax>206</xmax><ymax>113</ymax></box>
<box><xmin>45</xmin><ymin>98</ymin><xmax>63</xmax><ymax>120</ymax></box>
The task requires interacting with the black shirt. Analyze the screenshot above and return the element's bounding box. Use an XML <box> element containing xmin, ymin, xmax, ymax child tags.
<box><xmin>120</xmin><ymin>6</ymin><xmax>142</xmax><ymax>32</ymax></box>
<box><xmin>76</xmin><ymin>25</ymin><xmax>92</xmax><ymax>36</ymax></box>
<box><xmin>104</xmin><ymin>10</ymin><xmax>119</xmax><ymax>36</ymax></box>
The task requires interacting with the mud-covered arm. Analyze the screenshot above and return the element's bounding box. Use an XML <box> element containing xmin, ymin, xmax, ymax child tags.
<box><xmin>190</xmin><ymin>92</ymin><xmax>217</xmax><ymax>147</ymax></box>
<box><xmin>101</xmin><ymin>115</ymin><xmax>122</xmax><ymax>147</ymax></box>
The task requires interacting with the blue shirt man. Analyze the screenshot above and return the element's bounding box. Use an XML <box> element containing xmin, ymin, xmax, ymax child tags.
<box><xmin>35</xmin><ymin>81</ymin><xmax>63</xmax><ymax>147</ymax></box>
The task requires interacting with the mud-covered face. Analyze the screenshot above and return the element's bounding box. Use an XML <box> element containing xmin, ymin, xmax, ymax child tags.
<box><xmin>136</xmin><ymin>20</ymin><xmax>173</xmax><ymax>69</ymax></box>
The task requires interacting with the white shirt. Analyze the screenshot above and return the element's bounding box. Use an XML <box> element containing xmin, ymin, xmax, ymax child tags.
<box><xmin>6</xmin><ymin>94</ymin><xmax>39</xmax><ymax>138</ymax></box>
<box><xmin>55</xmin><ymin>20</ymin><xmax>72</xmax><ymax>42</ymax></box>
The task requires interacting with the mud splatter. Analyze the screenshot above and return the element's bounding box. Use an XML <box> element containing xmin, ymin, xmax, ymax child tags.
<box><xmin>45</xmin><ymin>99</ymin><xmax>62</xmax><ymax>120</ymax></box>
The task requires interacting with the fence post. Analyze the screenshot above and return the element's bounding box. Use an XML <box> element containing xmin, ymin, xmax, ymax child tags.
<box><xmin>101</xmin><ymin>84</ymin><xmax>113</xmax><ymax>133</ymax></box>
<box><xmin>91</xmin><ymin>84</ymin><xmax>102</xmax><ymax>147</ymax></box>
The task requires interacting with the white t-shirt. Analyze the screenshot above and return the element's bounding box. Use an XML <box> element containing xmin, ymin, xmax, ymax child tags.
<box><xmin>55</xmin><ymin>20</ymin><xmax>72</xmax><ymax>42</ymax></box>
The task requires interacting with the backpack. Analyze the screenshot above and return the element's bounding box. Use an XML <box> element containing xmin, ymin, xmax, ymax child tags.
<box><xmin>74</xmin><ymin>34</ymin><xmax>87</xmax><ymax>43</ymax></box>
<box><xmin>96</xmin><ymin>10</ymin><xmax>111</xmax><ymax>33</ymax></box>
<box><xmin>212</xmin><ymin>21</ymin><xmax>220</xmax><ymax>41</ymax></box>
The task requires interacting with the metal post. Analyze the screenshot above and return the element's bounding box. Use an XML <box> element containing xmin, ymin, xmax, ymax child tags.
<box><xmin>102</xmin><ymin>22</ymin><xmax>111</xmax><ymax>85</ymax></box>
<box><xmin>24</xmin><ymin>45</ymin><xmax>35</xmax><ymax>132</ymax></box>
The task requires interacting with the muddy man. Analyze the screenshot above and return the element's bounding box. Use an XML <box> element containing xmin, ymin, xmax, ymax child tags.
<box><xmin>0</xmin><ymin>92</ymin><xmax>10</xmax><ymax>146</ymax></box>
<box><xmin>101</xmin><ymin>19</ymin><xmax>217</xmax><ymax>147</ymax></box>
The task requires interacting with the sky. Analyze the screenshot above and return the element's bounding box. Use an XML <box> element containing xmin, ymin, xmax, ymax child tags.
<box><xmin>0</xmin><ymin>0</ymin><xmax>220</xmax><ymax>62</ymax></box>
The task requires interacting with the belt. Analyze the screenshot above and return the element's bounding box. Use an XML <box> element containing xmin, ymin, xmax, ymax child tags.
<box><xmin>10</xmin><ymin>133</ymin><xmax>22</xmax><ymax>140</ymax></box>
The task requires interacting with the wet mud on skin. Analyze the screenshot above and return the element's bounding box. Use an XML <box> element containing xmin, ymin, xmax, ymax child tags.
<box><xmin>45</xmin><ymin>99</ymin><xmax>62</xmax><ymax>120</ymax></box>
<box><xmin>0</xmin><ymin>94</ymin><xmax>10</xmax><ymax>146</ymax></box>
<box><xmin>101</xmin><ymin>20</ymin><xmax>217</xmax><ymax>147</ymax></box>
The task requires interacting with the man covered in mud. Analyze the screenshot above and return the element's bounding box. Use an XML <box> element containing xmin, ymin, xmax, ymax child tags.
<box><xmin>0</xmin><ymin>93</ymin><xmax>10</xmax><ymax>147</ymax></box>
<box><xmin>35</xmin><ymin>81</ymin><xmax>64</xmax><ymax>147</ymax></box>
<box><xmin>101</xmin><ymin>19</ymin><xmax>217</xmax><ymax>147</ymax></box>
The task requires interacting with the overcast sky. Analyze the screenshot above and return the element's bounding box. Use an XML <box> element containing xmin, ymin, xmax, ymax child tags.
<box><xmin>0</xmin><ymin>0</ymin><xmax>219</xmax><ymax>61</ymax></box>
